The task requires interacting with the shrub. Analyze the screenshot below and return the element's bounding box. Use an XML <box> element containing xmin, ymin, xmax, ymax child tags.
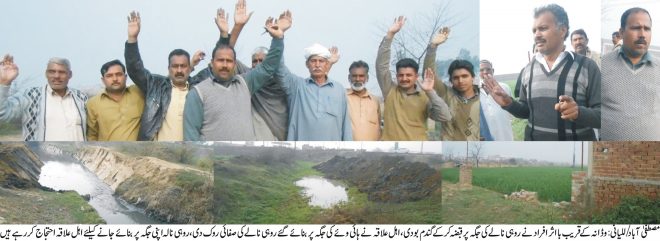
<box><xmin>591</xmin><ymin>196</ymin><xmax>660</xmax><ymax>224</ymax></box>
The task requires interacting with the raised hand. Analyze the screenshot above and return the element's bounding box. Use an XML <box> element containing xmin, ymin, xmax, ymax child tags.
<box><xmin>328</xmin><ymin>46</ymin><xmax>340</xmax><ymax>65</ymax></box>
<box><xmin>0</xmin><ymin>54</ymin><xmax>19</xmax><ymax>85</ymax></box>
<box><xmin>277</xmin><ymin>10</ymin><xmax>292</xmax><ymax>33</ymax></box>
<box><xmin>215</xmin><ymin>8</ymin><xmax>230</xmax><ymax>36</ymax></box>
<box><xmin>234</xmin><ymin>0</ymin><xmax>253</xmax><ymax>26</ymax></box>
<box><xmin>386</xmin><ymin>16</ymin><xmax>406</xmax><ymax>38</ymax></box>
<box><xmin>482</xmin><ymin>73</ymin><xmax>512</xmax><ymax>106</ymax></box>
<box><xmin>127</xmin><ymin>11</ymin><xmax>141</xmax><ymax>43</ymax></box>
<box><xmin>554</xmin><ymin>95</ymin><xmax>579</xmax><ymax>121</ymax></box>
<box><xmin>430</xmin><ymin>26</ymin><xmax>450</xmax><ymax>47</ymax></box>
<box><xmin>264</xmin><ymin>10</ymin><xmax>292</xmax><ymax>39</ymax></box>
<box><xmin>421</xmin><ymin>68</ymin><xmax>435</xmax><ymax>91</ymax></box>
<box><xmin>191</xmin><ymin>50</ymin><xmax>206</xmax><ymax>68</ymax></box>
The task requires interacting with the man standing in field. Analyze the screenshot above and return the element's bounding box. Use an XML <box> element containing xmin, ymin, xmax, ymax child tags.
<box><xmin>484</xmin><ymin>4</ymin><xmax>601</xmax><ymax>141</ymax></box>
<box><xmin>376</xmin><ymin>16</ymin><xmax>452</xmax><ymax>141</ymax></box>
<box><xmin>570</xmin><ymin>29</ymin><xmax>601</xmax><ymax>68</ymax></box>
<box><xmin>0</xmin><ymin>55</ymin><xmax>88</xmax><ymax>141</ymax></box>
<box><xmin>479</xmin><ymin>60</ymin><xmax>513</xmax><ymax>141</ymax></box>
<box><xmin>86</xmin><ymin>59</ymin><xmax>145</xmax><ymax>141</ymax></box>
<box><xmin>346</xmin><ymin>60</ymin><xmax>381</xmax><ymax>141</ymax></box>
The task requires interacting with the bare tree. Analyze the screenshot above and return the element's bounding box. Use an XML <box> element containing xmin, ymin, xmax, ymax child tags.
<box><xmin>375</xmin><ymin>2</ymin><xmax>460</xmax><ymax>66</ymax></box>
<box><xmin>469</xmin><ymin>141</ymin><xmax>484</xmax><ymax>167</ymax></box>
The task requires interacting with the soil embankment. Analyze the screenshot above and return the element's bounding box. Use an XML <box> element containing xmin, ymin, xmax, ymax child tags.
<box><xmin>0</xmin><ymin>143</ymin><xmax>103</xmax><ymax>224</ymax></box>
<box><xmin>314</xmin><ymin>155</ymin><xmax>441</xmax><ymax>203</ymax></box>
<box><xmin>75</xmin><ymin>146</ymin><xmax>213</xmax><ymax>224</ymax></box>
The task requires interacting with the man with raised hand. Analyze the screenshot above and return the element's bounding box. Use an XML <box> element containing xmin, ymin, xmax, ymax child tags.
<box><xmin>183</xmin><ymin>11</ymin><xmax>289</xmax><ymax>141</ymax></box>
<box><xmin>274</xmin><ymin>21</ymin><xmax>351</xmax><ymax>141</ymax></box>
<box><xmin>601</xmin><ymin>7</ymin><xmax>658</xmax><ymax>140</ymax></box>
<box><xmin>124</xmin><ymin>11</ymin><xmax>207</xmax><ymax>141</ymax></box>
<box><xmin>478</xmin><ymin>60</ymin><xmax>513</xmax><ymax>141</ymax></box>
<box><xmin>376</xmin><ymin>16</ymin><xmax>452</xmax><ymax>141</ymax></box>
<box><xmin>423</xmin><ymin>26</ymin><xmax>481</xmax><ymax>141</ymax></box>
<box><xmin>0</xmin><ymin>55</ymin><xmax>88</xmax><ymax>141</ymax></box>
<box><xmin>211</xmin><ymin>0</ymin><xmax>290</xmax><ymax>141</ymax></box>
<box><xmin>483</xmin><ymin>4</ymin><xmax>601</xmax><ymax>141</ymax></box>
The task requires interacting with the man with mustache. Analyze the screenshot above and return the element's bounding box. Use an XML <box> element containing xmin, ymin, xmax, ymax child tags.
<box><xmin>124</xmin><ymin>11</ymin><xmax>206</xmax><ymax>141</ymax></box>
<box><xmin>86</xmin><ymin>60</ymin><xmax>145</xmax><ymax>141</ymax></box>
<box><xmin>570</xmin><ymin>29</ymin><xmax>601</xmax><ymax>68</ymax></box>
<box><xmin>483</xmin><ymin>4</ymin><xmax>601</xmax><ymax>141</ymax></box>
<box><xmin>190</xmin><ymin>1</ymin><xmax>293</xmax><ymax>141</ymax></box>
<box><xmin>183</xmin><ymin>11</ymin><xmax>289</xmax><ymax>141</ymax></box>
<box><xmin>601</xmin><ymin>7</ymin><xmax>658</xmax><ymax>140</ymax></box>
<box><xmin>376</xmin><ymin>16</ymin><xmax>452</xmax><ymax>141</ymax></box>
<box><xmin>346</xmin><ymin>60</ymin><xmax>381</xmax><ymax>141</ymax></box>
<box><xmin>274</xmin><ymin>41</ymin><xmax>352</xmax><ymax>141</ymax></box>
<box><xmin>0</xmin><ymin>55</ymin><xmax>88</xmax><ymax>141</ymax></box>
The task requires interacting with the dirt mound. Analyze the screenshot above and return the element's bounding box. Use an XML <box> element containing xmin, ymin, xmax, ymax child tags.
<box><xmin>0</xmin><ymin>143</ymin><xmax>43</xmax><ymax>189</ymax></box>
<box><xmin>314</xmin><ymin>155</ymin><xmax>441</xmax><ymax>203</ymax></box>
<box><xmin>75</xmin><ymin>146</ymin><xmax>213</xmax><ymax>224</ymax></box>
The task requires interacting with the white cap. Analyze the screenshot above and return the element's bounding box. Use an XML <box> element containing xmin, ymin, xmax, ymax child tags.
<box><xmin>304</xmin><ymin>43</ymin><xmax>331</xmax><ymax>60</ymax></box>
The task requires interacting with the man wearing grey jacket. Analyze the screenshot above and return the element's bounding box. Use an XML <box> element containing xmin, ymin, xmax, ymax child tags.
<box><xmin>183</xmin><ymin>11</ymin><xmax>291</xmax><ymax>141</ymax></box>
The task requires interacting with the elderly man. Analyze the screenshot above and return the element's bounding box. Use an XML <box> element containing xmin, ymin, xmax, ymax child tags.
<box><xmin>346</xmin><ymin>60</ymin><xmax>381</xmax><ymax>141</ymax></box>
<box><xmin>275</xmin><ymin>41</ymin><xmax>352</xmax><ymax>141</ymax></box>
<box><xmin>124</xmin><ymin>11</ymin><xmax>209</xmax><ymax>141</ymax></box>
<box><xmin>0</xmin><ymin>55</ymin><xmax>88</xmax><ymax>141</ymax></box>
<box><xmin>377</xmin><ymin>16</ymin><xmax>452</xmax><ymax>141</ymax></box>
<box><xmin>478</xmin><ymin>60</ymin><xmax>513</xmax><ymax>141</ymax></box>
<box><xmin>484</xmin><ymin>4</ymin><xmax>601</xmax><ymax>141</ymax></box>
<box><xmin>183</xmin><ymin>11</ymin><xmax>289</xmax><ymax>141</ymax></box>
<box><xmin>602</xmin><ymin>7</ymin><xmax>658</xmax><ymax>140</ymax></box>
<box><xmin>86</xmin><ymin>60</ymin><xmax>145</xmax><ymax>141</ymax></box>
<box><xmin>571</xmin><ymin>29</ymin><xmax>601</xmax><ymax>67</ymax></box>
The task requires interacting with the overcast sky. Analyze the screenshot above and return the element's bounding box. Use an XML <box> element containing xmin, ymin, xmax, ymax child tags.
<box><xmin>0</xmin><ymin>0</ymin><xmax>478</xmax><ymax>97</ymax></box>
<box><xmin>442</xmin><ymin>141</ymin><xmax>591</xmax><ymax>164</ymax></box>
<box><xmin>481</xmin><ymin>0</ymin><xmax>602</xmax><ymax>76</ymax></box>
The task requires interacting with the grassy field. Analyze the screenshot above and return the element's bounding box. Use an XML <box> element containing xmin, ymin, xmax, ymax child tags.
<box><xmin>441</xmin><ymin>167</ymin><xmax>578</xmax><ymax>202</ymax></box>
<box><xmin>441</xmin><ymin>183</ymin><xmax>569</xmax><ymax>224</ymax></box>
<box><xmin>0</xmin><ymin>188</ymin><xmax>105</xmax><ymax>224</ymax></box>
<box><xmin>214</xmin><ymin>160</ymin><xmax>322</xmax><ymax>223</ymax></box>
<box><xmin>214</xmin><ymin>158</ymin><xmax>574</xmax><ymax>224</ymax></box>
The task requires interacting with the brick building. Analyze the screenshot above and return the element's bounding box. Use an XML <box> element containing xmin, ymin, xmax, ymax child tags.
<box><xmin>573</xmin><ymin>142</ymin><xmax>660</xmax><ymax>211</ymax></box>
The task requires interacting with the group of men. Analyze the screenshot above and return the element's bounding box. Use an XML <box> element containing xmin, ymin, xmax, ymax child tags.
<box><xmin>0</xmin><ymin>0</ymin><xmax>482</xmax><ymax>142</ymax></box>
<box><xmin>4</xmin><ymin>2</ymin><xmax>654</xmax><ymax>142</ymax></box>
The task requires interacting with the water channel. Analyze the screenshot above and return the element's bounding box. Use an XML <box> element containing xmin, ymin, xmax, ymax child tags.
<box><xmin>295</xmin><ymin>176</ymin><xmax>348</xmax><ymax>208</ymax></box>
<box><xmin>38</xmin><ymin>158</ymin><xmax>158</xmax><ymax>224</ymax></box>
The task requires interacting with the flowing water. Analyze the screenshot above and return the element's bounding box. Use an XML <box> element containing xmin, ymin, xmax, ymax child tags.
<box><xmin>38</xmin><ymin>158</ymin><xmax>158</xmax><ymax>224</ymax></box>
<box><xmin>295</xmin><ymin>176</ymin><xmax>348</xmax><ymax>208</ymax></box>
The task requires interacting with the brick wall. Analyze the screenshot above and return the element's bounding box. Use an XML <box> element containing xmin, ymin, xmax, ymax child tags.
<box><xmin>571</xmin><ymin>171</ymin><xmax>587</xmax><ymax>205</ymax></box>
<box><xmin>587</xmin><ymin>142</ymin><xmax>660</xmax><ymax>210</ymax></box>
